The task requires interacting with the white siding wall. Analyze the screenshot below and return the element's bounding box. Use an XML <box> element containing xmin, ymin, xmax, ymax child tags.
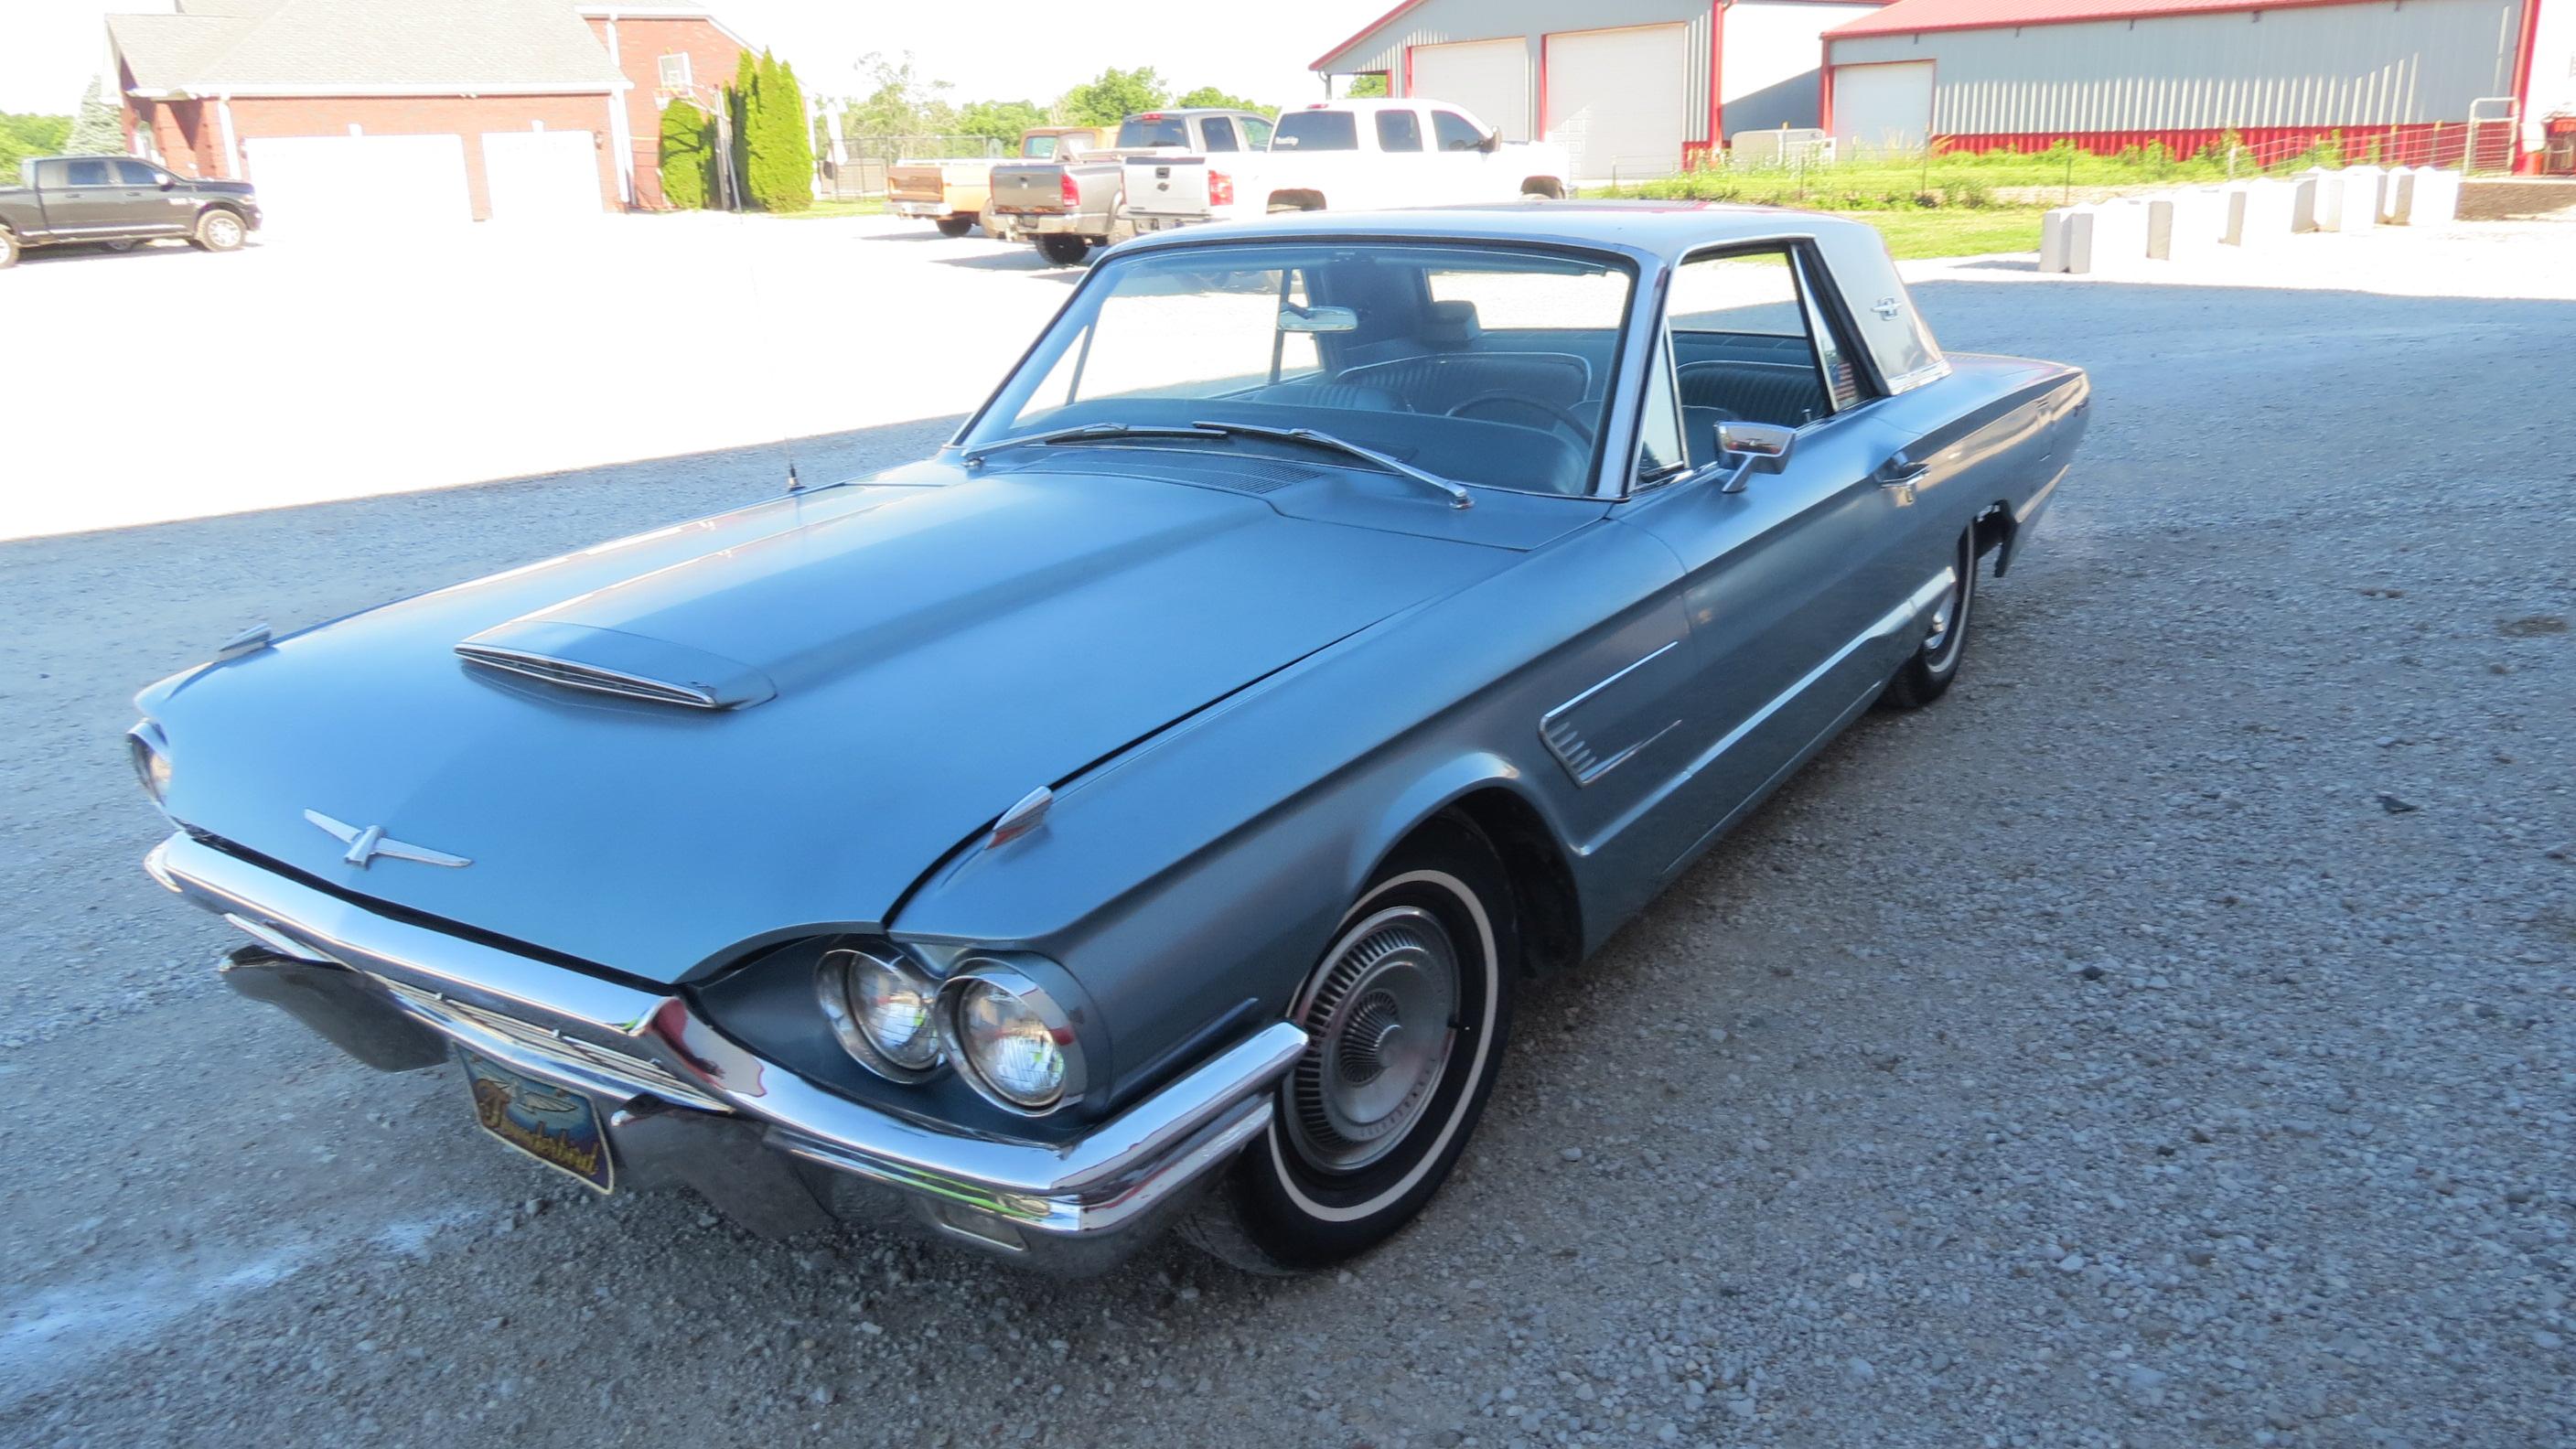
<box><xmin>1829</xmin><ymin>0</ymin><xmax>2528</xmax><ymax>134</ymax></box>
<box><xmin>1314</xmin><ymin>0</ymin><xmax>1717</xmax><ymax>147</ymax></box>
<box><xmin>1723</xmin><ymin>2</ymin><xmax>1881</xmax><ymax>137</ymax></box>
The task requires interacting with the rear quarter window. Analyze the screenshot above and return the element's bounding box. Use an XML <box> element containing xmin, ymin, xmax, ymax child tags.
<box><xmin>1274</xmin><ymin>111</ymin><xmax>1358</xmax><ymax>152</ymax></box>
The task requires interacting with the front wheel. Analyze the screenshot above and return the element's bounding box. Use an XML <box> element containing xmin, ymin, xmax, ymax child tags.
<box><xmin>1185</xmin><ymin>813</ymin><xmax>1518</xmax><ymax>1272</ymax></box>
<box><xmin>1882</xmin><ymin>526</ymin><xmax>1978</xmax><ymax>708</ymax></box>
<box><xmin>934</xmin><ymin>216</ymin><xmax>974</xmax><ymax>238</ymax></box>
<box><xmin>1036</xmin><ymin>233</ymin><xmax>1089</xmax><ymax>266</ymax></box>
<box><xmin>0</xmin><ymin>230</ymin><xmax>18</xmax><ymax>269</ymax></box>
<box><xmin>191</xmin><ymin>209</ymin><xmax>245</xmax><ymax>252</ymax></box>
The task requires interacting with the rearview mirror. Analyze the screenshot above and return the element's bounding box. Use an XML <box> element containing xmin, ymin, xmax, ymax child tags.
<box><xmin>1278</xmin><ymin>304</ymin><xmax>1358</xmax><ymax>333</ymax></box>
<box><xmin>1713</xmin><ymin>421</ymin><xmax>1796</xmax><ymax>494</ymax></box>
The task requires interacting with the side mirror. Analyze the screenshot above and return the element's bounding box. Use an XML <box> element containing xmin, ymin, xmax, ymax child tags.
<box><xmin>1712</xmin><ymin>421</ymin><xmax>1796</xmax><ymax>494</ymax></box>
<box><xmin>1479</xmin><ymin>130</ymin><xmax>1503</xmax><ymax>154</ymax></box>
<box><xmin>159</xmin><ymin>176</ymin><xmax>177</xmax><ymax>190</ymax></box>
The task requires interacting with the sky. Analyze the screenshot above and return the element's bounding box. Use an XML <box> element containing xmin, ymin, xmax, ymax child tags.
<box><xmin>0</xmin><ymin>0</ymin><xmax>1398</xmax><ymax>115</ymax></box>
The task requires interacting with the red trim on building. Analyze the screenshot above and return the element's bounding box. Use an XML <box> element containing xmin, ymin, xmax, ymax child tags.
<box><xmin>1312</xmin><ymin>0</ymin><xmax>1436</xmax><ymax>71</ymax></box>
<box><xmin>2507</xmin><ymin>0</ymin><xmax>2543</xmax><ymax>173</ymax></box>
<box><xmin>1829</xmin><ymin>0</ymin><xmax>2402</xmax><ymax>40</ymax></box>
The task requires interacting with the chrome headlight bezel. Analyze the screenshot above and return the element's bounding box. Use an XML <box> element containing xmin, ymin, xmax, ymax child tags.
<box><xmin>935</xmin><ymin>959</ymin><xmax>1088</xmax><ymax>1116</ymax></box>
<box><xmin>813</xmin><ymin>943</ymin><xmax>946</xmax><ymax>1084</ymax></box>
<box><xmin>126</xmin><ymin>721</ymin><xmax>172</xmax><ymax>805</ymax></box>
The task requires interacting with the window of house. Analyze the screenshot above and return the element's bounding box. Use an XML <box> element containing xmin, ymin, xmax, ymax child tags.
<box><xmin>658</xmin><ymin>53</ymin><xmax>692</xmax><ymax>90</ymax></box>
<box><xmin>1432</xmin><ymin>110</ymin><xmax>1487</xmax><ymax>152</ymax></box>
<box><xmin>1375</xmin><ymin>109</ymin><xmax>1422</xmax><ymax>152</ymax></box>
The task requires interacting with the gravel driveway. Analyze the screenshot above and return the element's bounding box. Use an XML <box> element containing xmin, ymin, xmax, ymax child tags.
<box><xmin>3</xmin><ymin>220</ymin><xmax>2571</xmax><ymax>1449</ymax></box>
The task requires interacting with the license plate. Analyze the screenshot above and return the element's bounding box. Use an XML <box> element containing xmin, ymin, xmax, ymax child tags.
<box><xmin>458</xmin><ymin>1047</ymin><xmax>614</xmax><ymax>1193</ymax></box>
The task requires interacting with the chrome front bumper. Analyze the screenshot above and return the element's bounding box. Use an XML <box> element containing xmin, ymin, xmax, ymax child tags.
<box><xmin>890</xmin><ymin>199</ymin><xmax>958</xmax><ymax>220</ymax></box>
<box><xmin>147</xmin><ymin>832</ymin><xmax>1304</xmax><ymax>1272</ymax></box>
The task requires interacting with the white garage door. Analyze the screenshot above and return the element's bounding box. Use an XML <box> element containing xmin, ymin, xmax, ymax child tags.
<box><xmin>241</xmin><ymin>134</ymin><xmax>471</xmax><ymax>235</ymax></box>
<box><xmin>1545</xmin><ymin>24</ymin><xmax>1687</xmax><ymax>183</ymax></box>
<box><xmin>1831</xmin><ymin>61</ymin><xmax>1934</xmax><ymax>154</ymax></box>
<box><xmin>481</xmin><ymin>131</ymin><xmax>603</xmax><ymax>222</ymax></box>
<box><xmin>1411</xmin><ymin>38</ymin><xmax>1530</xmax><ymax>142</ymax></box>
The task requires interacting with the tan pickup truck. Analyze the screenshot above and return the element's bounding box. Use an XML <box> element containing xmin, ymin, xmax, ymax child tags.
<box><xmin>887</xmin><ymin>127</ymin><xmax>1111</xmax><ymax>237</ymax></box>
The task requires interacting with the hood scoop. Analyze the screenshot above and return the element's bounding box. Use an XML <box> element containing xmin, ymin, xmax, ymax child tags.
<box><xmin>456</xmin><ymin>620</ymin><xmax>776</xmax><ymax>710</ymax></box>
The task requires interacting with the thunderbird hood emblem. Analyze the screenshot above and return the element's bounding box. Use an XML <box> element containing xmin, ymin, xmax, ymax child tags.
<box><xmin>303</xmin><ymin>810</ymin><xmax>472</xmax><ymax>869</ymax></box>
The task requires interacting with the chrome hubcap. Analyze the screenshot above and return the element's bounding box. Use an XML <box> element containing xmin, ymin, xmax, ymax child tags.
<box><xmin>209</xmin><ymin>218</ymin><xmax>240</xmax><ymax>245</ymax></box>
<box><xmin>1287</xmin><ymin>905</ymin><xmax>1459</xmax><ymax>1175</ymax></box>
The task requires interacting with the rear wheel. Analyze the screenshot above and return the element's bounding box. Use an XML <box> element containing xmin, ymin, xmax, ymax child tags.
<box><xmin>1037</xmin><ymin>234</ymin><xmax>1089</xmax><ymax>266</ymax></box>
<box><xmin>1185</xmin><ymin>813</ymin><xmax>1517</xmax><ymax>1272</ymax></box>
<box><xmin>0</xmin><ymin>230</ymin><xmax>18</xmax><ymax>269</ymax></box>
<box><xmin>191</xmin><ymin>209</ymin><xmax>245</xmax><ymax>252</ymax></box>
<box><xmin>934</xmin><ymin>216</ymin><xmax>974</xmax><ymax>238</ymax></box>
<box><xmin>1882</xmin><ymin>526</ymin><xmax>1978</xmax><ymax>708</ymax></box>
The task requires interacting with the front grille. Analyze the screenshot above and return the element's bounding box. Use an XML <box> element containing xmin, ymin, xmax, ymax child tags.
<box><xmin>374</xmin><ymin>977</ymin><xmax>725</xmax><ymax>1111</ymax></box>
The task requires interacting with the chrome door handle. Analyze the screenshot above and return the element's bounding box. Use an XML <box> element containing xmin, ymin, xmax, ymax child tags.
<box><xmin>1877</xmin><ymin>457</ymin><xmax>1929</xmax><ymax>504</ymax></box>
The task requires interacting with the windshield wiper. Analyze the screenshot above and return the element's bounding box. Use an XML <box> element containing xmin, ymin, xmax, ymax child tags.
<box><xmin>1188</xmin><ymin>421</ymin><xmax>1473</xmax><ymax>510</ymax></box>
<box><xmin>960</xmin><ymin>422</ymin><xmax>1229</xmax><ymax>466</ymax></box>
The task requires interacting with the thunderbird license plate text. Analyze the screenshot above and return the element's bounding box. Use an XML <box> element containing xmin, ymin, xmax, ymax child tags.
<box><xmin>458</xmin><ymin>1047</ymin><xmax>614</xmax><ymax>1192</ymax></box>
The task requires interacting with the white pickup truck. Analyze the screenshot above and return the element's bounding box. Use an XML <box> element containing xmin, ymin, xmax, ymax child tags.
<box><xmin>1122</xmin><ymin>99</ymin><xmax>1569</xmax><ymax>231</ymax></box>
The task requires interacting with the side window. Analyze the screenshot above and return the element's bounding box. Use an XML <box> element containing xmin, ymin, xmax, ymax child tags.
<box><xmin>1793</xmin><ymin>254</ymin><xmax>1867</xmax><ymax>411</ymax></box>
<box><xmin>1635</xmin><ymin>331</ymin><xmax>1688</xmax><ymax>482</ymax></box>
<box><xmin>116</xmin><ymin>160</ymin><xmax>161</xmax><ymax>187</ymax></box>
<box><xmin>1022</xmin><ymin>134</ymin><xmax>1058</xmax><ymax>159</ymax></box>
<box><xmin>65</xmin><ymin>159</ymin><xmax>114</xmax><ymax>187</ymax></box>
<box><xmin>33</xmin><ymin>159</ymin><xmax>69</xmax><ymax>188</ymax></box>
<box><xmin>1201</xmin><ymin>118</ymin><xmax>1239</xmax><ymax>153</ymax></box>
<box><xmin>1665</xmin><ymin>247</ymin><xmax>1841</xmax><ymax>434</ymax></box>
<box><xmin>1432</xmin><ymin>110</ymin><xmax>1486</xmax><ymax>152</ymax></box>
<box><xmin>1241</xmin><ymin>116</ymin><xmax>1272</xmax><ymax>149</ymax></box>
<box><xmin>1375</xmin><ymin>109</ymin><xmax>1422</xmax><ymax>153</ymax></box>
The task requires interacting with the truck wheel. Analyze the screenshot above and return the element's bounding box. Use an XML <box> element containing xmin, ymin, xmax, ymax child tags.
<box><xmin>1183</xmin><ymin>812</ymin><xmax>1518</xmax><ymax>1272</ymax></box>
<box><xmin>191</xmin><ymin>209</ymin><xmax>246</xmax><ymax>252</ymax></box>
<box><xmin>935</xmin><ymin>217</ymin><xmax>973</xmax><ymax>238</ymax></box>
<box><xmin>1037</xmin><ymin>234</ymin><xmax>1090</xmax><ymax>266</ymax></box>
<box><xmin>0</xmin><ymin>230</ymin><xmax>18</xmax><ymax>269</ymax></box>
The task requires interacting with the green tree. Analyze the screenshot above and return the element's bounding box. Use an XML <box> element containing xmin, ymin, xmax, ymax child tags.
<box><xmin>0</xmin><ymin>112</ymin><xmax>72</xmax><ymax>176</ymax></box>
<box><xmin>657</xmin><ymin>98</ymin><xmax>712</xmax><ymax>209</ymax></box>
<box><xmin>1056</xmin><ymin>66</ymin><xmax>1167</xmax><ymax>127</ymax></box>
<box><xmin>757</xmin><ymin>54</ymin><xmax>814</xmax><ymax>211</ymax></box>
<box><xmin>841</xmin><ymin>51</ymin><xmax>955</xmax><ymax>138</ymax></box>
<box><xmin>728</xmin><ymin>48</ymin><xmax>757</xmax><ymax>203</ymax></box>
<box><xmin>66</xmin><ymin>78</ymin><xmax>123</xmax><ymax>153</ymax></box>
<box><xmin>1175</xmin><ymin>86</ymin><xmax>1274</xmax><ymax>118</ymax></box>
<box><xmin>1343</xmin><ymin>73</ymin><xmax>1389</xmax><ymax>99</ymax></box>
<box><xmin>958</xmin><ymin>98</ymin><xmax>1048</xmax><ymax>146</ymax></box>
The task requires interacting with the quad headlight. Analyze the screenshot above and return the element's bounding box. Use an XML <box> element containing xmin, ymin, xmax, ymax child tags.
<box><xmin>815</xmin><ymin>944</ymin><xmax>944</xmax><ymax>1081</ymax></box>
<box><xmin>938</xmin><ymin>962</ymin><xmax>1087</xmax><ymax>1114</ymax></box>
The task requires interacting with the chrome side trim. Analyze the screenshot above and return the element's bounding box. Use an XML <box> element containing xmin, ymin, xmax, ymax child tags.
<box><xmin>150</xmin><ymin>832</ymin><xmax>1307</xmax><ymax>1240</ymax></box>
<box><xmin>1540</xmin><ymin>639</ymin><xmax>1684</xmax><ymax>787</ymax></box>
<box><xmin>2016</xmin><ymin>464</ymin><xmax>2066</xmax><ymax>524</ymax></box>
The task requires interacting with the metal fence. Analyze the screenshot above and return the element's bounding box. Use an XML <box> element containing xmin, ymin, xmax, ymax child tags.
<box><xmin>813</xmin><ymin>134</ymin><xmax>1004</xmax><ymax>199</ymax></box>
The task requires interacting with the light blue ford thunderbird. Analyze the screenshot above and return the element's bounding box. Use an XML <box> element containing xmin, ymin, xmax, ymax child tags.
<box><xmin>134</xmin><ymin>205</ymin><xmax>2087</xmax><ymax>1274</ymax></box>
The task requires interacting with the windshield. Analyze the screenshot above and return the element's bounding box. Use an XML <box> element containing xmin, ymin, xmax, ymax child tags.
<box><xmin>1116</xmin><ymin>116</ymin><xmax>1190</xmax><ymax>147</ymax></box>
<box><xmin>1273</xmin><ymin>111</ymin><xmax>1358</xmax><ymax>151</ymax></box>
<box><xmin>962</xmin><ymin>242</ymin><xmax>1637</xmax><ymax>498</ymax></box>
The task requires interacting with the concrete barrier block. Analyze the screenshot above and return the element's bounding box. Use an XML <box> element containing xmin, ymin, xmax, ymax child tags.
<box><xmin>2039</xmin><ymin>205</ymin><xmax>2092</xmax><ymax>273</ymax></box>
<box><xmin>2293</xmin><ymin>168</ymin><xmax>2338</xmax><ymax>231</ymax></box>
<box><xmin>2334</xmin><ymin>166</ymin><xmax>2382</xmax><ymax>232</ymax></box>
<box><xmin>2225</xmin><ymin>179</ymin><xmax>2297</xmax><ymax>247</ymax></box>
<box><xmin>2087</xmin><ymin>199</ymin><xmax>2152</xmax><ymax>274</ymax></box>
<box><xmin>2149</xmin><ymin>188</ymin><xmax>2228</xmax><ymax>262</ymax></box>
<box><xmin>2378</xmin><ymin>166</ymin><xmax>2414</xmax><ymax>222</ymax></box>
<box><xmin>2399</xmin><ymin>167</ymin><xmax>2462</xmax><ymax>225</ymax></box>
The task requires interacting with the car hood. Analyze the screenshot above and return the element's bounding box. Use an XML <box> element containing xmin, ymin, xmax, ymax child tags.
<box><xmin>147</xmin><ymin>468</ymin><xmax>1517</xmax><ymax>982</ymax></box>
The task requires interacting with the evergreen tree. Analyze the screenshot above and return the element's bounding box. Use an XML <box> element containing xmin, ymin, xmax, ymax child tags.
<box><xmin>657</xmin><ymin>99</ymin><xmax>711</xmax><ymax>209</ymax></box>
<box><xmin>66</xmin><ymin>78</ymin><xmax>123</xmax><ymax>154</ymax></box>
<box><xmin>755</xmin><ymin>54</ymin><xmax>813</xmax><ymax>212</ymax></box>
<box><xmin>727</xmin><ymin>48</ymin><xmax>757</xmax><ymax>208</ymax></box>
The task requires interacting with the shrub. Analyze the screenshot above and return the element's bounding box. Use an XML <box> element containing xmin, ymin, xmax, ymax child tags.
<box><xmin>658</xmin><ymin>99</ymin><xmax>712</xmax><ymax>209</ymax></box>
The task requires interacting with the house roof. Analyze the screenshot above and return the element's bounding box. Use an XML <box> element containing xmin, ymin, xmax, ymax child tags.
<box><xmin>111</xmin><ymin>0</ymin><xmax>629</xmax><ymax>96</ymax></box>
<box><xmin>1826</xmin><ymin>0</ymin><xmax>2378</xmax><ymax>39</ymax></box>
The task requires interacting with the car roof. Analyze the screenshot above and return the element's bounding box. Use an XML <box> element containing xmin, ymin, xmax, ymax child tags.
<box><xmin>1113</xmin><ymin>201</ymin><xmax>1882</xmax><ymax>267</ymax></box>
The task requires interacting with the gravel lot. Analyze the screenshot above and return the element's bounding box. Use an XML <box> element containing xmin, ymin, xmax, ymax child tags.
<box><xmin>3</xmin><ymin>216</ymin><xmax>2571</xmax><ymax>1448</ymax></box>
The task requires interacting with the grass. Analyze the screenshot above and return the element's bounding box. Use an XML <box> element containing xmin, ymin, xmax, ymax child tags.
<box><xmin>778</xmin><ymin>197</ymin><xmax>887</xmax><ymax>220</ymax></box>
<box><xmin>1844</xmin><ymin>207</ymin><xmax>2048</xmax><ymax>259</ymax></box>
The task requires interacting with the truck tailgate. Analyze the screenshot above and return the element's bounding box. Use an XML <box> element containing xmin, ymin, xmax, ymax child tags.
<box><xmin>989</xmin><ymin>165</ymin><xmax>1066</xmax><ymax>214</ymax></box>
<box><xmin>886</xmin><ymin>164</ymin><xmax>948</xmax><ymax>204</ymax></box>
<box><xmin>1125</xmin><ymin>156</ymin><xmax>1214</xmax><ymax>219</ymax></box>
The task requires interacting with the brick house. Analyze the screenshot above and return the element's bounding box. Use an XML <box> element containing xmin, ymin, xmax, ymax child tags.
<box><xmin>105</xmin><ymin>0</ymin><xmax>749</xmax><ymax>229</ymax></box>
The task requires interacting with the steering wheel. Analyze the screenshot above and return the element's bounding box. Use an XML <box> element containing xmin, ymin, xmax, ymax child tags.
<box><xmin>1444</xmin><ymin>391</ymin><xmax>1595</xmax><ymax>442</ymax></box>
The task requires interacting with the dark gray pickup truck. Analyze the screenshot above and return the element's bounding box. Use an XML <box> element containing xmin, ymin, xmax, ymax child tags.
<box><xmin>987</xmin><ymin>109</ymin><xmax>1271</xmax><ymax>266</ymax></box>
<box><xmin>0</xmin><ymin>155</ymin><xmax>261</xmax><ymax>267</ymax></box>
